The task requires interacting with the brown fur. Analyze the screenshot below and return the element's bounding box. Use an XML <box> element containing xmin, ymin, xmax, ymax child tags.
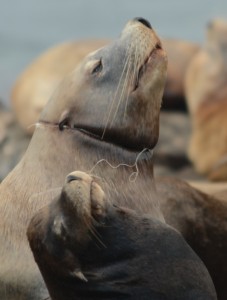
<box><xmin>157</xmin><ymin>177</ymin><xmax>227</xmax><ymax>299</ymax></box>
<box><xmin>162</xmin><ymin>39</ymin><xmax>200</xmax><ymax>109</ymax></box>
<box><xmin>185</xmin><ymin>19</ymin><xmax>227</xmax><ymax>180</ymax></box>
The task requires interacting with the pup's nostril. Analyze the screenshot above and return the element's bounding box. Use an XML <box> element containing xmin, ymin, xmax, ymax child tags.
<box><xmin>134</xmin><ymin>17</ymin><xmax>152</xmax><ymax>29</ymax></box>
<box><xmin>66</xmin><ymin>175</ymin><xmax>82</xmax><ymax>183</ymax></box>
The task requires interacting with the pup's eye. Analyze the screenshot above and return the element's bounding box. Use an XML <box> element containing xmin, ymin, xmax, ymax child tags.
<box><xmin>92</xmin><ymin>59</ymin><xmax>103</xmax><ymax>74</ymax></box>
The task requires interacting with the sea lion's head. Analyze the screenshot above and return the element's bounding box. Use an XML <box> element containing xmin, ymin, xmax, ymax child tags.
<box><xmin>27</xmin><ymin>171</ymin><xmax>133</xmax><ymax>298</ymax></box>
<box><xmin>206</xmin><ymin>19</ymin><xmax>227</xmax><ymax>54</ymax></box>
<box><xmin>40</xmin><ymin>18</ymin><xmax>167</xmax><ymax>152</ymax></box>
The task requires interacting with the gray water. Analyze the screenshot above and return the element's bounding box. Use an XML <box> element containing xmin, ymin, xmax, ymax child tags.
<box><xmin>1</xmin><ymin>0</ymin><xmax>227</xmax><ymax>105</ymax></box>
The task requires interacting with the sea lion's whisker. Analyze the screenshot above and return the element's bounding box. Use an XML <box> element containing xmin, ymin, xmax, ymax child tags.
<box><xmin>108</xmin><ymin>178</ymin><xmax>120</xmax><ymax>196</ymax></box>
<box><xmin>135</xmin><ymin>51</ymin><xmax>144</xmax><ymax>87</ymax></box>
<box><xmin>109</xmin><ymin>51</ymin><xmax>134</xmax><ymax>128</ymax></box>
<box><xmin>89</xmin><ymin>174</ymin><xmax>107</xmax><ymax>184</ymax></box>
<box><xmin>124</xmin><ymin>44</ymin><xmax>139</xmax><ymax>119</ymax></box>
<box><xmin>101</xmin><ymin>45</ymin><xmax>132</xmax><ymax>139</ymax></box>
<box><xmin>102</xmin><ymin>46</ymin><xmax>131</xmax><ymax>136</ymax></box>
<box><xmin>85</xmin><ymin>220</ymin><xmax>106</xmax><ymax>248</ymax></box>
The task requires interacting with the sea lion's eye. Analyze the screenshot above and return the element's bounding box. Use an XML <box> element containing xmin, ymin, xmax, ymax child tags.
<box><xmin>59</xmin><ymin>118</ymin><xmax>70</xmax><ymax>131</ymax></box>
<box><xmin>92</xmin><ymin>59</ymin><xmax>103</xmax><ymax>74</ymax></box>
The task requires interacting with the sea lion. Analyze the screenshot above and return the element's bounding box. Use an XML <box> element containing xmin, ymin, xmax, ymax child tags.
<box><xmin>0</xmin><ymin>17</ymin><xmax>225</xmax><ymax>299</ymax></box>
<box><xmin>11</xmin><ymin>38</ymin><xmax>199</xmax><ymax>134</ymax></box>
<box><xmin>188</xmin><ymin>181</ymin><xmax>227</xmax><ymax>198</ymax></box>
<box><xmin>0</xmin><ymin>102</ymin><xmax>30</xmax><ymax>182</ymax></box>
<box><xmin>162</xmin><ymin>39</ymin><xmax>200</xmax><ymax>110</ymax></box>
<box><xmin>27</xmin><ymin>171</ymin><xmax>216</xmax><ymax>300</ymax></box>
<box><xmin>0</xmin><ymin>17</ymin><xmax>167</xmax><ymax>299</ymax></box>
<box><xmin>185</xmin><ymin>18</ymin><xmax>227</xmax><ymax>181</ymax></box>
<box><xmin>157</xmin><ymin>177</ymin><xmax>227</xmax><ymax>300</ymax></box>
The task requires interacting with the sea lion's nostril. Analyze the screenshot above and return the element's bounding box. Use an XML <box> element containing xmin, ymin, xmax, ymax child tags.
<box><xmin>134</xmin><ymin>17</ymin><xmax>152</xmax><ymax>29</ymax></box>
<box><xmin>66</xmin><ymin>175</ymin><xmax>82</xmax><ymax>183</ymax></box>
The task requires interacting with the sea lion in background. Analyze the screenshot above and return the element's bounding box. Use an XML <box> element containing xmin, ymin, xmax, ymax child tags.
<box><xmin>0</xmin><ymin>18</ymin><xmax>168</xmax><ymax>299</ymax></box>
<box><xmin>0</xmin><ymin>102</ymin><xmax>12</xmax><ymax>143</ymax></box>
<box><xmin>27</xmin><ymin>171</ymin><xmax>216</xmax><ymax>300</ymax></box>
<box><xmin>0</xmin><ymin>102</ymin><xmax>30</xmax><ymax>182</ymax></box>
<box><xmin>185</xmin><ymin>18</ymin><xmax>227</xmax><ymax>181</ymax></box>
<box><xmin>11</xmin><ymin>37</ymin><xmax>199</xmax><ymax>134</ymax></box>
<box><xmin>189</xmin><ymin>181</ymin><xmax>227</xmax><ymax>198</ymax></box>
<box><xmin>162</xmin><ymin>39</ymin><xmax>200</xmax><ymax>110</ymax></box>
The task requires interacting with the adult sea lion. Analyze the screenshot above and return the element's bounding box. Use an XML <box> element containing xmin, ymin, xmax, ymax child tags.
<box><xmin>27</xmin><ymin>171</ymin><xmax>216</xmax><ymax>300</ymax></box>
<box><xmin>185</xmin><ymin>18</ymin><xmax>227</xmax><ymax>181</ymax></box>
<box><xmin>0</xmin><ymin>17</ymin><xmax>167</xmax><ymax>299</ymax></box>
<box><xmin>0</xmin><ymin>17</ymin><xmax>225</xmax><ymax>299</ymax></box>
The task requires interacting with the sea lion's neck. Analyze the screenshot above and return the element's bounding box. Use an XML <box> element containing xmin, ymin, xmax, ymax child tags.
<box><xmin>0</xmin><ymin>124</ymin><xmax>163</xmax><ymax>297</ymax></box>
<box><xmin>2</xmin><ymin>126</ymin><xmax>163</xmax><ymax>222</ymax></box>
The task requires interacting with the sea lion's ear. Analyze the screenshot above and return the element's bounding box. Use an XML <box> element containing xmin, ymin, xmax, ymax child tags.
<box><xmin>71</xmin><ymin>269</ymin><xmax>88</xmax><ymax>282</ymax></box>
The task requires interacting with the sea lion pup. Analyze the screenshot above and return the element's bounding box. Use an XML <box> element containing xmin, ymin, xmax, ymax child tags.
<box><xmin>185</xmin><ymin>18</ymin><xmax>227</xmax><ymax>181</ymax></box>
<box><xmin>0</xmin><ymin>18</ymin><xmax>168</xmax><ymax>299</ymax></box>
<box><xmin>27</xmin><ymin>171</ymin><xmax>216</xmax><ymax>300</ymax></box>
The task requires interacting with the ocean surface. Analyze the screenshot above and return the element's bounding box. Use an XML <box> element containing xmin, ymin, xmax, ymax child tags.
<box><xmin>1</xmin><ymin>0</ymin><xmax>227</xmax><ymax>106</ymax></box>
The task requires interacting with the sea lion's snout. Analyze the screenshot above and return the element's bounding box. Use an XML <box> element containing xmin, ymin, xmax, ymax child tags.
<box><xmin>133</xmin><ymin>17</ymin><xmax>152</xmax><ymax>29</ymax></box>
<box><xmin>63</xmin><ymin>171</ymin><xmax>107</xmax><ymax>224</ymax></box>
<box><xmin>66</xmin><ymin>174</ymin><xmax>82</xmax><ymax>183</ymax></box>
<box><xmin>65</xmin><ymin>171</ymin><xmax>91</xmax><ymax>184</ymax></box>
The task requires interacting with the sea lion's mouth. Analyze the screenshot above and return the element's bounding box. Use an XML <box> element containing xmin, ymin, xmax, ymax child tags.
<box><xmin>72</xmin><ymin>125</ymin><xmax>147</xmax><ymax>152</ymax></box>
<box><xmin>134</xmin><ymin>42</ymin><xmax>162</xmax><ymax>91</ymax></box>
<box><xmin>39</xmin><ymin>120</ymin><xmax>149</xmax><ymax>152</ymax></box>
